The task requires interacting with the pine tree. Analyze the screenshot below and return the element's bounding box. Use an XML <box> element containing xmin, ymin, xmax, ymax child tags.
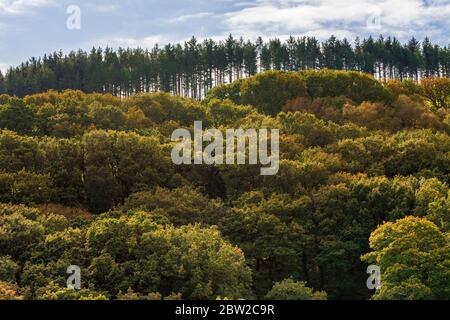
<box><xmin>1</xmin><ymin>35</ymin><xmax>447</xmax><ymax>99</ymax></box>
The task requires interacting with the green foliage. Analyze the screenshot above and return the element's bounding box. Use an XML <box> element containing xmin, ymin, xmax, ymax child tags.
<box><xmin>0</xmin><ymin>256</ymin><xmax>19</xmax><ymax>282</ymax></box>
<box><xmin>219</xmin><ymin>199</ymin><xmax>303</xmax><ymax>296</ymax></box>
<box><xmin>0</xmin><ymin>130</ymin><xmax>39</xmax><ymax>172</ymax></box>
<box><xmin>136</xmin><ymin>224</ymin><xmax>253</xmax><ymax>299</ymax></box>
<box><xmin>420</xmin><ymin>77</ymin><xmax>450</xmax><ymax>110</ymax></box>
<box><xmin>0</xmin><ymin>70</ymin><xmax>449</xmax><ymax>300</ymax></box>
<box><xmin>278</xmin><ymin>112</ymin><xmax>334</xmax><ymax>147</ymax></box>
<box><xmin>116</xmin><ymin>288</ymin><xmax>162</xmax><ymax>300</ymax></box>
<box><xmin>207</xmin><ymin>71</ymin><xmax>307</xmax><ymax>115</ymax></box>
<box><xmin>0</xmin><ymin>104</ymin><xmax>34</xmax><ymax>134</ymax></box>
<box><xmin>239</xmin><ymin>71</ymin><xmax>308</xmax><ymax>115</ymax></box>
<box><xmin>362</xmin><ymin>217</ymin><xmax>450</xmax><ymax>300</ymax></box>
<box><xmin>299</xmin><ymin>69</ymin><xmax>393</xmax><ymax>104</ymax></box>
<box><xmin>122</xmin><ymin>186</ymin><xmax>225</xmax><ymax>226</ymax></box>
<box><xmin>206</xmin><ymin>99</ymin><xmax>256</xmax><ymax>127</ymax></box>
<box><xmin>0</xmin><ymin>170</ymin><xmax>55</xmax><ymax>204</ymax></box>
<box><xmin>205</xmin><ymin>80</ymin><xmax>244</xmax><ymax>105</ymax></box>
<box><xmin>36</xmin><ymin>282</ymin><xmax>108</xmax><ymax>300</ymax></box>
<box><xmin>82</xmin><ymin>130</ymin><xmax>172</xmax><ymax>213</ymax></box>
<box><xmin>265</xmin><ymin>279</ymin><xmax>327</xmax><ymax>300</ymax></box>
<box><xmin>23</xmin><ymin>209</ymin><xmax>251</xmax><ymax>299</ymax></box>
<box><xmin>124</xmin><ymin>92</ymin><xmax>207</xmax><ymax>126</ymax></box>
<box><xmin>0</xmin><ymin>204</ymin><xmax>47</xmax><ymax>262</ymax></box>
<box><xmin>89</xmin><ymin>104</ymin><xmax>125</xmax><ymax>130</ymax></box>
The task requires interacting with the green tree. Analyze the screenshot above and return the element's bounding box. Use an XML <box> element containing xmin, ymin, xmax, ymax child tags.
<box><xmin>299</xmin><ymin>69</ymin><xmax>393</xmax><ymax>104</ymax></box>
<box><xmin>239</xmin><ymin>71</ymin><xmax>307</xmax><ymax>115</ymax></box>
<box><xmin>205</xmin><ymin>99</ymin><xmax>255</xmax><ymax>127</ymax></box>
<box><xmin>84</xmin><ymin>212</ymin><xmax>252</xmax><ymax>299</ymax></box>
<box><xmin>36</xmin><ymin>282</ymin><xmax>108</xmax><ymax>300</ymax></box>
<box><xmin>362</xmin><ymin>216</ymin><xmax>450</xmax><ymax>300</ymax></box>
<box><xmin>122</xmin><ymin>186</ymin><xmax>225</xmax><ymax>226</ymax></box>
<box><xmin>420</xmin><ymin>77</ymin><xmax>450</xmax><ymax>110</ymax></box>
<box><xmin>265</xmin><ymin>279</ymin><xmax>327</xmax><ymax>300</ymax></box>
<box><xmin>0</xmin><ymin>256</ymin><xmax>20</xmax><ymax>282</ymax></box>
<box><xmin>0</xmin><ymin>103</ymin><xmax>35</xmax><ymax>134</ymax></box>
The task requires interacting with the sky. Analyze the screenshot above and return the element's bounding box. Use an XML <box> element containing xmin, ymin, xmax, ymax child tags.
<box><xmin>0</xmin><ymin>0</ymin><xmax>449</xmax><ymax>72</ymax></box>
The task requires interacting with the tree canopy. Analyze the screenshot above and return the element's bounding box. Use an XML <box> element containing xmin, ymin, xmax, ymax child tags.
<box><xmin>362</xmin><ymin>217</ymin><xmax>449</xmax><ymax>300</ymax></box>
<box><xmin>0</xmin><ymin>69</ymin><xmax>448</xmax><ymax>300</ymax></box>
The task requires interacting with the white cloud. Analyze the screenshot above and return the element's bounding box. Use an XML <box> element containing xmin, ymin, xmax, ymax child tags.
<box><xmin>169</xmin><ymin>12</ymin><xmax>214</xmax><ymax>23</ymax></box>
<box><xmin>0</xmin><ymin>0</ymin><xmax>54</xmax><ymax>15</ymax></box>
<box><xmin>89</xmin><ymin>35</ymin><xmax>178</xmax><ymax>49</ymax></box>
<box><xmin>72</xmin><ymin>0</ymin><xmax>450</xmax><ymax>56</ymax></box>
<box><xmin>222</xmin><ymin>0</ymin><xmax>450</xmax><ymax>41</ymax></box>
<box><xmin>88</xmin><ymin>3</ymin><xmax>120</xmax><ymax>13</ymax></box>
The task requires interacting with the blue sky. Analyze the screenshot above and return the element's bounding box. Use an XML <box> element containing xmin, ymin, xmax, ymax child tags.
<box><xmin>0</xmin><ymin>0</ymin><xmax>449</xmax><ymax>72</ymax></box>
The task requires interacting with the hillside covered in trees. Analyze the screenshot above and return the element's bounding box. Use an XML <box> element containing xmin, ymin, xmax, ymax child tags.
<box><xmin>1</xmin><ymin>35</ymin><xmax>449</xmax><ymax>99</ymax></box>
<box><xmin>0</xmin><ymin>70</ymin><xmax>449</xmax><ymax>300</ymax></box>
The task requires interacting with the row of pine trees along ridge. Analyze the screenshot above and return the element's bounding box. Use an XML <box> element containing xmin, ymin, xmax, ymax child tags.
<box><xmin>1</xmin><ymin>35</ymin><xmax>449</xmax><ymax>98</ymax></box>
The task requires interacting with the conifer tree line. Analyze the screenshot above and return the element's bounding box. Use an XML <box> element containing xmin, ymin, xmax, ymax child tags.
<box><xmin>0</xmin><ymin>35</ymin><xmax>449</xmax><ymax>98</ymax></box>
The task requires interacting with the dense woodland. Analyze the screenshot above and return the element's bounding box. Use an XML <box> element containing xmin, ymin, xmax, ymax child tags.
<box><xmin>1</xmin><ymin>35</ymin><xmax>449</xmax><ymax>99</ymax></box>
<box><xmin>0</xmin><ymin>69</ymin><xmax>449</xmax><ymax>300</ymax></box>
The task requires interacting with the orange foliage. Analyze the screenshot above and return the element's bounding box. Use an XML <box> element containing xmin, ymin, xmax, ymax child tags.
<box><xmin>37</xmin><ymin>203</ymin><xmax>92</xmax><ymax>220</ymax></box>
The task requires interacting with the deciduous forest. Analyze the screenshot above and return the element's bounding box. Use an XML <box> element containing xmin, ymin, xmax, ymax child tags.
<box><xmin>0</xmin><ymin>54</ymin><xmax>449</xmax><ymax>299</ymax></box>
